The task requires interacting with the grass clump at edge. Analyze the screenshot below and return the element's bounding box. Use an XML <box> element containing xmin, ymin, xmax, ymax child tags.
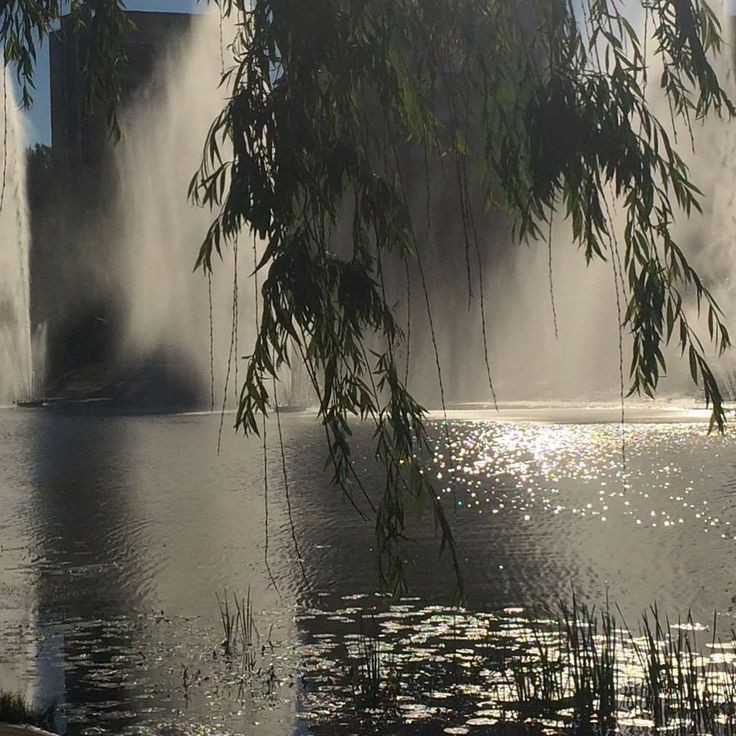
<box><xmin>0</xmin><ymin>691</ymin><xmax>56</xmax><ymax>732</ymax></box>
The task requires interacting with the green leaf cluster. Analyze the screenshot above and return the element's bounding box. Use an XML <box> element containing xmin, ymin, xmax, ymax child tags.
<box><xmin>1</xmin><ymin>1</ymin><xmax>131</xmax><ymax>135</ymax></box>
<box><xmin>4</xmin><ymin>0</ymin><xmax>733</xmax><ymax>596</ymax></box>
<box><xmin>191</xmin><ymin>0</ymin><xmax>735</xmax><ymax>595</ymax></box>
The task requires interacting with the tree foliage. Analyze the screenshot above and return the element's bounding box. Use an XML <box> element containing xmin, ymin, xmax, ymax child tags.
<box><xmin>2</xmin><ymin>1</ymin><xmax>130</xmax><ymax>133</ymax></box>
<box><xmin>3</xmin><ymin>0</ymin><xmax>734</xmax><ymax>596</ymax></box>
<box><xmin>192</xmin><ymin>0</ymin><xmax>734</xmax><ymax>595</ymax></box>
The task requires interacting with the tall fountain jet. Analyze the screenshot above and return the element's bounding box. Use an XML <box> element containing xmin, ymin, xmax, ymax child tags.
<box><xmin>114</xmin><ymin>11</ymin><xmax>252</xmax><ymax>408</ymax></box>
<box><xmin>0</xmin><ymin>66</ymin><xmax>33</xmax><ymax>406</ymax></box>
<box><xmin>464</xmin><ymin>0</ymin><xmax>736</xmax><ymax>405</ymax></box>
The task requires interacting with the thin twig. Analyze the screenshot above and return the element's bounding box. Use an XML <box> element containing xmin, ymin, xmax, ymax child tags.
<box><xmin>602</xmin><ymin>193</ymin><xmax>627</xmax><ymax>482</ymax></box>
<box><xmin>548</xmin><ymin>214</ymin><xmax>559</xmax><ymax>340</ymax></box>
<box><xmin>251</xmin><ymin>233</ymin><xmax>280</xmax><ymax>593</ymax></box>
<box><xmin>262</xmin><ymin>412</ymin><xmax>279</xmax><ymax>593</ymax></box>
<box><xmin>216</xmin><ymin>244</ymin><xmax>239</xmax><ymax>454</ymax></box>
<box><xmin>459</xmin><ymin>155</ymin><xmax>498</xmax><ymax>409</ymax></box>
<box><xmin>272</xmin><ymin>375</ymin><xmax>308</xmax><ymax>585</ymax></box>
<box><xmin>208</xmin><ymin>271</ymin><xmax>215</xmax><ymax>413</ymax></box>
<box><xmin>403</xmin><ymin>255</ymin><xmax>412</xmax><ymax>388</ymax></box>
<box><xmin>0</xmin><ymin>65</ymin><xmax>7</xmax><ymax>217</ymax></box>
<box><xmin>234</xmin><ymin>238</ymin><xmax>239</xmax><ymax>402</ymax></box>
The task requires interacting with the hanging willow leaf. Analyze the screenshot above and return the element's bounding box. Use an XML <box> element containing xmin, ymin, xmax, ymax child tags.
<box><xmin>191</xmin><ymin>0</ymin><xmax>734</xmax><ymax>596</ymax></box>
<box><xmin>3</xmin><ymin>0</ymin><xmax>732</xmax><ymax>597</ymax></box>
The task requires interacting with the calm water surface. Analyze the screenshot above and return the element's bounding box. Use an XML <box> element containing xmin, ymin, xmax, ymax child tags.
<box><xmin>0</xmin><ymin>407</ymin><xmax>735</xmax><ymax>734</ymax></box>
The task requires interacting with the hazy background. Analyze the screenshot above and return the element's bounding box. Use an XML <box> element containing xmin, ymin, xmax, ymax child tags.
<box><xmin>22</xmin><ymin>0</ymin><xmax>200</xmax><ymax>144</ymax></box>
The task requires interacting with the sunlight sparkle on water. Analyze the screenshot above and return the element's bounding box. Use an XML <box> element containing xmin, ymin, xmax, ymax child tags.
<box><xmin>431</xmin><ymin>420</ymin><xmax>736</xmax><ymax>542</ymax></box>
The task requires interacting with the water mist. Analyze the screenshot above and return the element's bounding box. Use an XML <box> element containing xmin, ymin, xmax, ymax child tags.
<box><xmin>114</xmin><ymin>12</ymin><xmax>253</xmax><ymax>410</ymax></box>
<box><xmin>448</xmin><ymin>1</ymin><xmax>736</xmax><ymax>406</ymax></box>
<box><xmin>0</xmin><ymin>67</ymin><xmax>33</xmax><ymax>405</ymax></box>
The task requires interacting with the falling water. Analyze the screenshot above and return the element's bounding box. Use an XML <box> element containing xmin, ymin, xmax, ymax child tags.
<box><xmin>31</xmin><ymin>321</ymin><xmax>48</xmax><ymax>398</ymax></box>
<box><xmin>0</xmin><ymin>66</ymin><xmax>32</xmax><ymax>406</ymax></box>
<box><xmin>445</xmin><ymin>1</ymin><xmax>736</xmax><ymax>406</ymax></box>
<box><xmin>108</xmin><ymin>5</ymin><xmax>736</xmax><ymax>412</ymax></box>
<box><xmin>113</xmin><ymin>12</ymin><xmax>253</xmax><ymax>409</ymax></box>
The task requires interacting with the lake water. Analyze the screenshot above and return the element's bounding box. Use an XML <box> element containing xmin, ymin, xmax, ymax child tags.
<box><xmin>1</xmin><ymin>405</ymin><xmax>735</xmax><ymax>734</ymax></box>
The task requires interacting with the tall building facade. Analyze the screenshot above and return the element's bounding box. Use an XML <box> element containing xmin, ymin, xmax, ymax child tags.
<box><xmin>49</xmin><ymin>10</ymin><xmax>194</xmax><ymax>165</ymax></box>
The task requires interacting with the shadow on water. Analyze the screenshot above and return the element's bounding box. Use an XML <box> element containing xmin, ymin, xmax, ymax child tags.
<box><xmin>28</xmin><ymin>412</ymin><xmax>143</xmax><ymax>615</ymax></box>
<box><xmin>15</xmin><ymin>409</ymin><xmax>302</xmax><ymax>734</ymax></box>
<box><xmin>27</xmin><ymin>411</ymin><xmax>146</xmax><ymax>733</ymax></box>
<box><xmin>278</xmin><ymin>418</ymin><xmax>590</xmax><ymax>611</ymax></box>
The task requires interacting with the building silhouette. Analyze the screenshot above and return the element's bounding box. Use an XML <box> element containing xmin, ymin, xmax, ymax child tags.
<box><xmin>50</xmin><ymin>10</ymin><xmax>194</xmax><ymax>166</ymax></box>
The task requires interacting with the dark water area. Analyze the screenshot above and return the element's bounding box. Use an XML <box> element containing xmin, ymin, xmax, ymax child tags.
<box><xmin>1</xmin><ymin>408</ymin><xmax>736</xmax><ymax>734</ymax></box>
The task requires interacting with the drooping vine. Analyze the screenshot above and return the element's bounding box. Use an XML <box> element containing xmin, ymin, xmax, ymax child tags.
<box><xmin>1</xmin><ymin>0</ymin><xmax>733</xmax><ymax>596</ymax></box>
<box><xmin>189</xmin><ymin>0</ymin><xmax>734</xmax><ymax>596</ymax></box>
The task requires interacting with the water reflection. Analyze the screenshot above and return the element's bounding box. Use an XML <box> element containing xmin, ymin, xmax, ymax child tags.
<box><xmin>0</xmin><ymin>410</ymin><xmax>735</xmax><ymax>734</ymax></box>
<box><xmin>28</xmin><ymin>412</ymin><xmax>146</xmax><ymax>731</ymax></box>
<box><xmin>297</xmin><ymin>599</ymin><xmax>736</xmax><ymax>736</ymax></box>
<box><xmin>8</xmin><ymin>410</ymin><xmax>305</xmax><ymax>733</ymax></box>
<box><xmin>287</xmin><ymin>418</ymin><xmax>736</xmax><ymax>618</ymax></box>
<box><xmin>429</xmin><ymin>420</ymin><xmax>735</xmax><ymax>618</ymax></box>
